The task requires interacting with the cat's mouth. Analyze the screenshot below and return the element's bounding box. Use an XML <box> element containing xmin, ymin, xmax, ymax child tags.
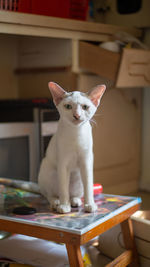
<box><xmin>72</xmin><ymin>119</ymin><xmax>84</xmax><ymax>125</ymax></box>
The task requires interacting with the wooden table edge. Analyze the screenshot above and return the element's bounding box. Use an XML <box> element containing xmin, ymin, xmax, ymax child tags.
<box><xmin>0</xmin><ymin>204</ymin><xmax>140</xmax><ymax>246</ymax></box>
<box><xmin>81</xmin><ymin>203</ymin><xmax>140</xmax><ymax>245</ymax></box>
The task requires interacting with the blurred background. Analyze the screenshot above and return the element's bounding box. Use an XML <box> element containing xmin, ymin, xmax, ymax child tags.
<box><xmin>0</xmin><ymin>0</ymin><xmax>150</xmax><ymax>202</ymax></box>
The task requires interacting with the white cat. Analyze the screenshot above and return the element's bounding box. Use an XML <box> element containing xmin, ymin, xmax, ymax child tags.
<box><xmin>38</xmin><ymin>82</ymin><xmax>106</xmax><ymax>213</ymax></box>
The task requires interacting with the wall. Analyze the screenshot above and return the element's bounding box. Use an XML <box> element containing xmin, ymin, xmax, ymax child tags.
<box><xmin>94</xmin><ymin>0</ymin><xmax>150</xmax><ymax>27</ymax></box>
<box><xmin>0</xmin><ymin>35</ymin><xmax>19</xmax><ymax>99</ymax></box>
<box><xmin>141</xmin><ymin>88</ymin><xmax>150</xmax><ymax>190</ymax></box>
<box><xmin>140</xmin><ymin>29</ymin><xmax>150</xmax><ymax>191</ymax></box>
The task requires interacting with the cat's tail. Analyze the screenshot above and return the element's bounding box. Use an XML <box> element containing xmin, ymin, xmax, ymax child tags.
<box><xmin>0</xmin><ymin>177</ymin><xmax>40</xmax><ymax>194</ymax></box>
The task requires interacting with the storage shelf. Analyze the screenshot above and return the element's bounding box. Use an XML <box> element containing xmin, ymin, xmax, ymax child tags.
<box><xmin>0</xmin><ymin>10</ymin><xmax>141</xmax><ymax>41</ymax></box>
<box><xmin>78</xmin><ymin>42</ymin><xmax>150</xmax><ymax>87</ymax></box>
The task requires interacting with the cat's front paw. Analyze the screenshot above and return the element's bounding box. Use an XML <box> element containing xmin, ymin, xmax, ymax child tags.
<box><xmin>84</xmin><ymin>203</ymin><xmax>97</xmax><ymax>213</ymax></box>
<box><xmin>71</xmin><ymin>197</ymin><xmax>82</xmax><ymax>207</ymax></box>
<box><xmin>57</xmin><ymin>204</ymin><xmax>71</xmax><ymax>214</ymax></box>
<box><xmin>50</xmin><ymin>198</ymin><xmax>60</xmax><ymax>210</ymax></box>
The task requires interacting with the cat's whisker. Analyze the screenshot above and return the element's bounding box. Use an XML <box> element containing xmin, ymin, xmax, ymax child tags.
<box><xmin>90</xmin><ymin>119</ymin><xmax>97</xmax><ymax>127</ymax></box>
<box><xmin>94</xmin><ymin>113</ymin><xmax>102</xmax><ymax>117</ymax></box>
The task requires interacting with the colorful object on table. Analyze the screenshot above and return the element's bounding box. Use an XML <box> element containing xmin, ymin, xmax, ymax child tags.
<box><xmin>0</xmin><ymin>184</ymin><xmax>141</xmax><ymax>235</ymax></box>
<box><xmin>93</xmin><ymin>184</ymin><xmax>103</xmax><ymax>195</ymax></box>
<box><xmin>13</xmin><ymin>206</ymin><xmax>37</xmax><ymax>215</ymax></box>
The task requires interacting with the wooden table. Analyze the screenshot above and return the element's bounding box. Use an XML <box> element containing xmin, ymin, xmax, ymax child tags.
<box><xmin>0</xmin><ymin>186</ymin><xmax>141</xmax><ymax>267</ymax></box>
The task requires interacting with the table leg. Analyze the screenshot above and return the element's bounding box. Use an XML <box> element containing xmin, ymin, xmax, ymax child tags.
<box><xmin>121</xmin><ymin>218</ymin><xmax>140</xmax><ymax>267</ymax></box>
<box><xmin>66</xmin><ymin>243</ymin><xmax>84</xmax><ymax>267</ymax></box>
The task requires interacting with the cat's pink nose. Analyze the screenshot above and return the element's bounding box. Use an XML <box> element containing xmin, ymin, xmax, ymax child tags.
<box><xmin>73</xmin><ymin>113</ymin><xmax>80</xmax><ymax>120</ymax></box>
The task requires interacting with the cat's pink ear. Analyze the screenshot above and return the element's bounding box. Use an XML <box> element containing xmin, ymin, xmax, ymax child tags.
<box><xmin>88</xmin><ymin>85</ymin><xmax>106</xmax><ymax>107</ymax></box>
<box><xmin>48</xmin><ymin>82</ymin><xmax>66</xmax><ymax>106</ymax></box>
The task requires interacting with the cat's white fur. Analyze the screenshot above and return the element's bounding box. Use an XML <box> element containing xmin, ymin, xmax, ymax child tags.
<box><xmin>38</xmin><ymin>82</ymin><xmax>106</xmax><ymax>213</ymax></box>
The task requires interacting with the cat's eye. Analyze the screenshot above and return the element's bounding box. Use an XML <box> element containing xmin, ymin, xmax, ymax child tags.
<box><xmin>64</xmin><ymin>104</ymin><xmax>72</xmax><ymax>110</ymax></box>
<box><xmin>82</xmin><ymin>105</ymin><xmax>89</xmax><ymax>110</ymax></box>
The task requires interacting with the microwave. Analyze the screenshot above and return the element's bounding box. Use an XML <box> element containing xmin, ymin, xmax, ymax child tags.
<box><xmin>0</xmin><ymin>99</ymin><xmax>59</xmax><ymax>182</ymax></box>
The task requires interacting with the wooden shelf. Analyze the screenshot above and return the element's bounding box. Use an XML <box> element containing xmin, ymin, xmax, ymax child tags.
<box><xmin>78</xmin><ymin>42</ymin><xmax>150</xmax><ymax>87</ymax></box>
<box><xmin>0</xmin><ymin>10</ymin><xmax>141</xmax><ymax>41</ymax></box>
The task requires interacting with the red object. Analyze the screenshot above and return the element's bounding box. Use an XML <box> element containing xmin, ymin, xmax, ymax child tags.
<box><xmin>0</xmin><ymin>0</ymin><xmax>31</xmax><ymax>13</ymax></box>
<box><xmin>18</xmin><ymin>0</ymin><xmax>31</xmax><ymax>13</ymax></box>
<box><xmin>0</xmin><ymin>0</ymin><xmax>88</xmax><ymax>20</ymax></box>
<box><xmin>69</xmin><ymin>0</ymin><xmax>88</xmax><ymax>20</ymax></box>
<box><xmin>31</xmin><ymin>0</ymin><xmax>70</xmax><ymax>18</ymax></box>
<box><xmin>31</xmin><ymin>0</ymin><xmax>88</xmax><ymax>20</ymax></box>
<box><xmin>93</xmin><ymin>184</ymin><xmax>103</xmax><ymax>195</ymax></box>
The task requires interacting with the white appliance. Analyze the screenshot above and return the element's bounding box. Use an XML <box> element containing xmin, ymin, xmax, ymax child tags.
<box><xmin>0</xmin><ymin>99</ymin><xmax>59</xmax><ymax>182</ymax></box>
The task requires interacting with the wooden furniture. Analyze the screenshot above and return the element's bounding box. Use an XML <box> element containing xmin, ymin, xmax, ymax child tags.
<box><xmin>0</xmin><ymin>10</ymin><xmax>141</xmax><ymax>40</ymax></box>
<box><xmin>1</xmin><ymin>10</ymin><xmax>149</xmax><ymax>89</ymax></box>
<box><xmin>0</xmin><ymin>184</ymin><xmax>141</xmax><ymax>267</ymax></box>
<box><xmin>79</xmin><ymin>42</ymin><xmax>150</xmax><ymax>87</ymax></box>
